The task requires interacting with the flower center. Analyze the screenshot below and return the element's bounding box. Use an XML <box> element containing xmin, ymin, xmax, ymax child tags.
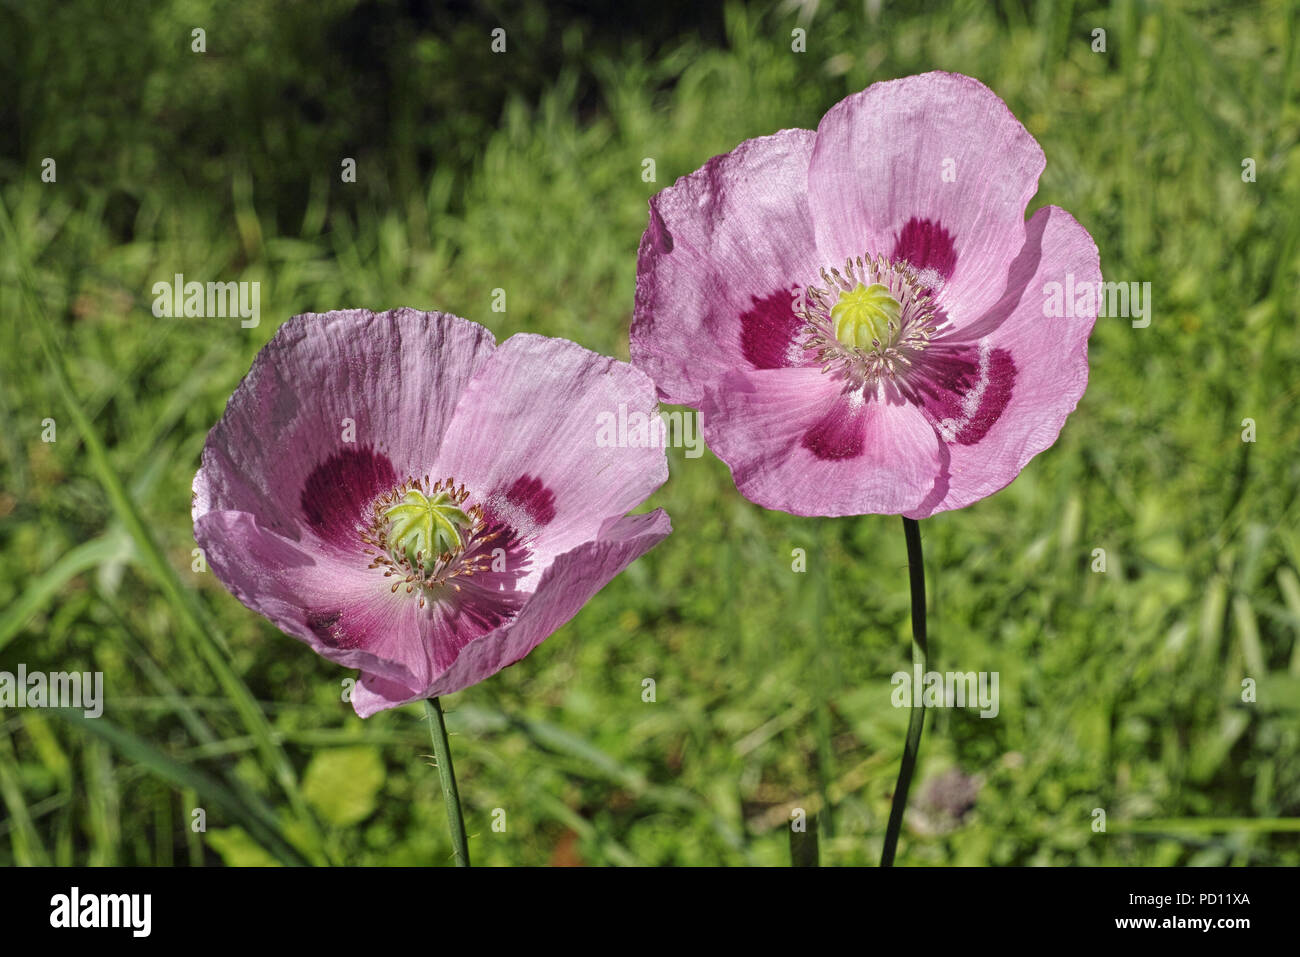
<box><xmin>383</xmin><ymin>487</ymin><xmax>472</xmax><ymax>574</ymax></box>
<box><xmin>361</xmin><ymin>476</ymin><xmax>501</xmax><ymax>605</ymax></box>
<box><xmin>800</xmin><ymin>254</ymin><xmax>940</xmax><ymax>391</ymax></box>
<box><xmin>830</xmin><ymin>282</ymin><xmax>902</xmax><ymax>350</ymax></box>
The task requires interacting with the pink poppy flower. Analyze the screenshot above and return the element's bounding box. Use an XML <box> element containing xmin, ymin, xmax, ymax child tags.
<box><xmin>193</xmin><ymin>309</ymin><xmax>671</xmax><ymax>717</ymax></box>
<box><xmin>631</xmin><ymin>71</ymin><xmax>1101</xmax><ymax>517</ymax></box>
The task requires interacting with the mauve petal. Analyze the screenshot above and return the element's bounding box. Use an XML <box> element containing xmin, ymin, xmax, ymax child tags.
<box><xmin>192</xmin><ymin>309</ymin><xmax>496</xmax><ymax>552</ymax></box>
<box><xmin>432</xmin><ymin>335</ymin><xmax>669</xmax><ymax>589</ymax></box>
<box><xmin>700</xmin><ymin>367</ymin><xmax>948</xmax><ymax>516</ymax></box>
<box><xmin>807</xmin><ymin>72</ymin><xmax>1045</xmax><ymax>331</ymax></box>
<box><xmin>194</xmin><ymin>510</ymin><xmax>430</xmax><ymax>686</ymax></box>
<box><xmin>631</xmin><ymin>128</ymin><xmax>822</xmax><ymax>405</ymax></box>
<box><xmin>908</xmin><ymin>342</ymin><xmax>1018</xmax><ymax>446</ymax></box>
<box><xmin>349</xmin><ymin>509</ymin><xmax>672</xmax><ymax>715</ymax></box>
<box><xmin>908</xmin><ymin>205</ymin><xmax>1100</xmax><ymax>517</ymax></box>
<box><xmin>196</xmin><ymin>510</ymin><xmax>523</xmax><ymax>692</ymax></box>
<box><xmin>347</xmin><ymin>673</ymin><xmax>424</xmax><ymax>717</ymax></box>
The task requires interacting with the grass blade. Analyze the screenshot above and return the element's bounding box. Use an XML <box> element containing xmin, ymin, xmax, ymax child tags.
<box><xmin>47</xmin><ymin>708</ymin><xmax>310</xmax><ymax>866</ymax></box>
<box><xmin>1</xmin><ymin>195</ymin><xmax>328</xmax><ymax>864</ymax></box>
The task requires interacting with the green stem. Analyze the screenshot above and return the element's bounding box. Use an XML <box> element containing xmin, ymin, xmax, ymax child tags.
<box><xmin>881</xmin><ymin>517</ymin><xmax>928</xmax><ymax>866</ymax></box>
<box><xmin>789</xmin><ymin>810</ymin><xmax>820</xmax><ymax>867</ymax></box>
<box><xmin>811</xmin><ymin>519</ymin><xmax>835</xmax><ymax>843</ymax></box>
<box><xmin>424</xmin><ymin>697</ymin><xmax>470</xmax><ymax>866</ymax></box>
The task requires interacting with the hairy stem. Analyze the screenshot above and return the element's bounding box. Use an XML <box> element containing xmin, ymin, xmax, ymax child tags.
<box><xmin>424</xmin><ymin>697</ymin><xmax>470</xmax><ymax>867</ymax></box>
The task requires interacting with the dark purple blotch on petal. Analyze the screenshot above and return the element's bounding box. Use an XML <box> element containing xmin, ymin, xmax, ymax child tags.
<box><xmin>300</xmin><ymin>445</ymin><xmax>397</xmax><ymax>548</ymax></box>
<box><xmin>740</xmin><ymin>288</ymin><xmax>807</xmax><ymax>370</ymax></box>
<box><xmin>910</xmin><ymin>346</ymin><xmax>1017</xmax><ymax>445</ymax></box>
<box><xmin>477</xmin><ymin>475</ymin><xmax>555</xmax><ymax>583</ymax></box>
<box><xmin>446</xmin><ymin>589</ymin><xmax>522</xmax><ymax>634</ymax></box>
<box><xmin>505</xmin><ymin>474</ymin><xmax>557</xmax><ymax>527</ymax></box>
<box><xmin>306</xmin><ymin>609</ymin><xmax>355</xmax><ymax>649</ymax></box>
<box><xmin>462</xmin><ymin>521</ymin><xmax>535</xmax><ymax>591</ymax></box>
<box><xmin>892</xmin><ymin>217</ymin><xmax>957</xmax><ymax>288</ymax></box>
<box><xmin>801</xmin><ymin>397</ymin><xmax>867</xmax><ymax>461</ymax></box>
<box><xmin>958</xmin><ymin>348</ymin><xmax>1016</xmax><ymax>444</ymax></box>
<box><xmin>909</xmin><ymin>348</ymin><xmax>978</xmax><ymax>416</ymax></box>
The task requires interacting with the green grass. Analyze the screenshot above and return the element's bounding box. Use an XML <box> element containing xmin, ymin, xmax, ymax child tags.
<box><xmin>2</xmin><ymin>0</ymin><xmax>1299</xmax><ymax>866</ymax></box>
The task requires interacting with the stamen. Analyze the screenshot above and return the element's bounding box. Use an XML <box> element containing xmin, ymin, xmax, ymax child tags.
<box><xmin>798</xmin><ymin>253</ymin><xmax>942</xmax><ymax>391</ymax></box>
<box><xmin>359</xmin><ymin>474</ymin><xmax>502</xmax><ymax>603</ymax></box>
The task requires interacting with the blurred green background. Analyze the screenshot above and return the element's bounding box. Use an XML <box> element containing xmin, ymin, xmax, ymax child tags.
<box><xmin>2</xmin><ymin>0</ymin><xmax>1299</xmax><ymax>866</ymax></box>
